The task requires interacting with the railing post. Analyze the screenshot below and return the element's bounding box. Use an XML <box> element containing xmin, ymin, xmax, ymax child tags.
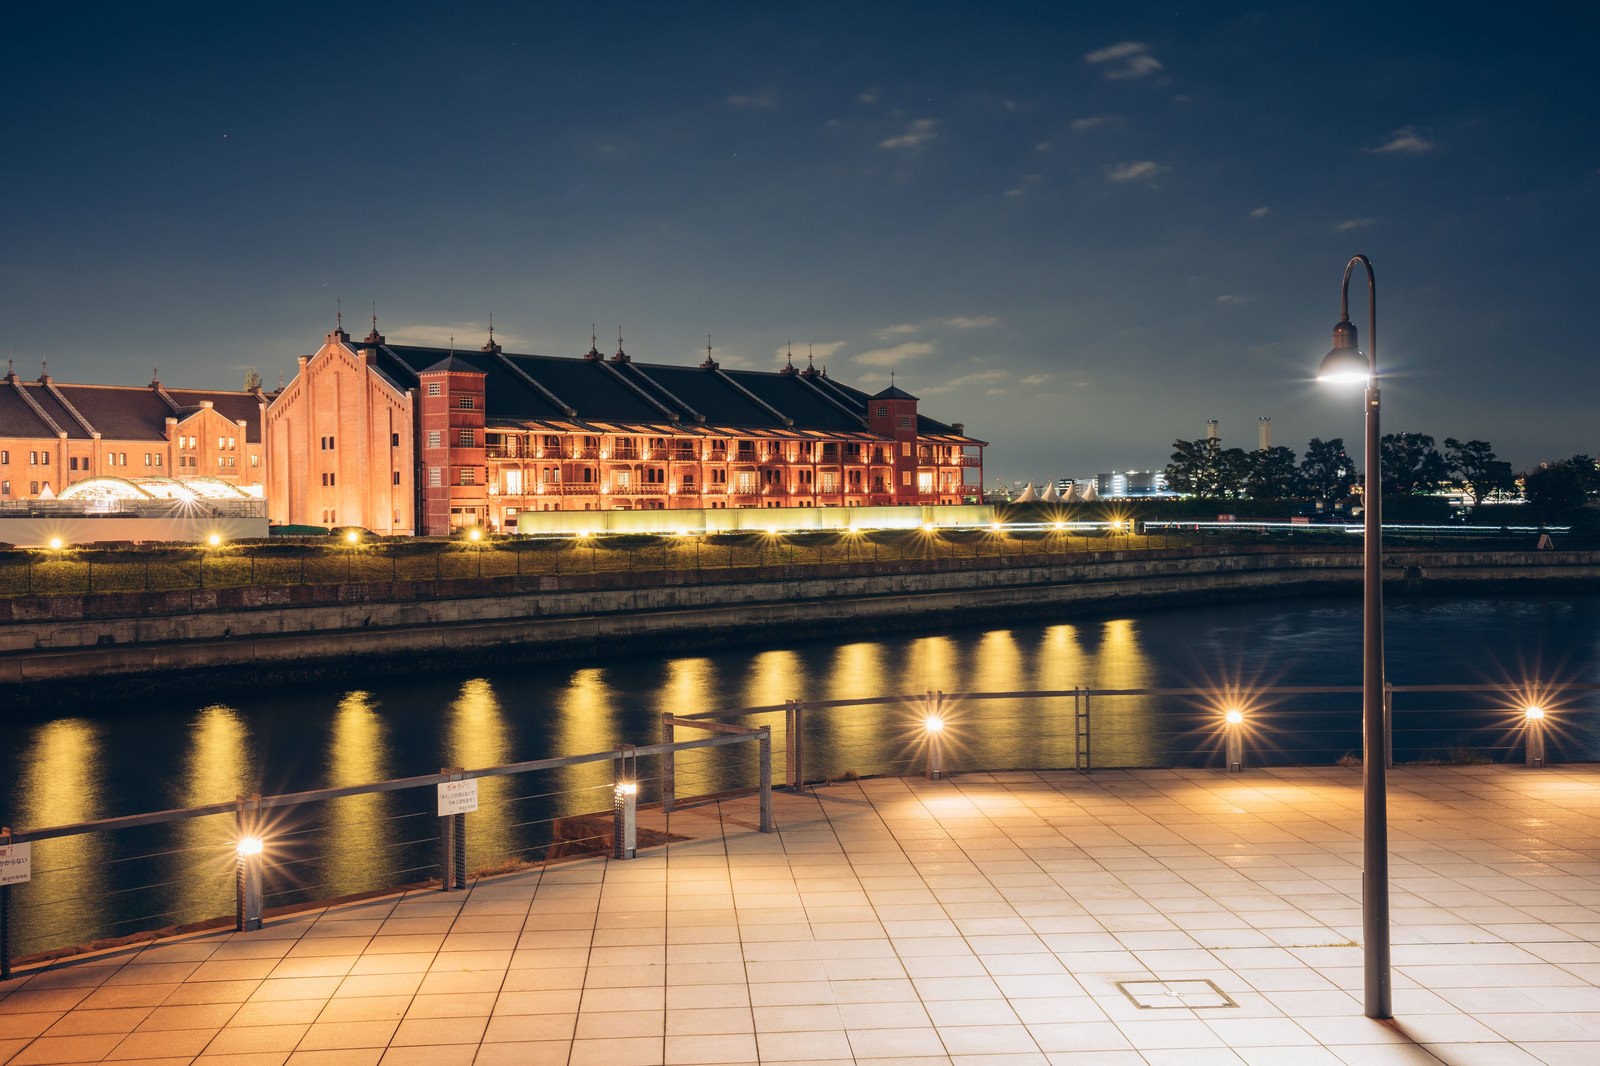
<box><xmin>661</xmin><ymin>715</ymin><xmax>676</xmax><ymax>814</ymax></box>
<box><xmin>439</xmin><ymin>769</ymin><xmax>467</xmax><ymax>891</ymax></box>
<box><xmin>788</xmin><ymin>699</ymin><xmax>806</xmax><ymax>792</ymax></box>
<box><xmin>235</xmin><ymin>794</ymin><xmax>263</xmax><ymax>931</ymax></box>
<box><xmin>0</xmin><ymin>828</ymin><xmax>11</xmax><ymax>981</ymax></box>
<box><xmin>1526</xmin><ymin>709</ymin><xmax>1547</xmax><ymax>769</ymax></box>
<box><xmin>1383</xmin><ymin>681</ymin><xmax>1394</xmax><ymax>770</ymax></box>
<box><xmin>613</xmin><ymin>746</ymin><xmax>638</xmax><ymax>859</ymax></box>
<box><xmin>758</xmin><ymin>726</ymin><xmax>774</xmax><ymax>832</ymax></box>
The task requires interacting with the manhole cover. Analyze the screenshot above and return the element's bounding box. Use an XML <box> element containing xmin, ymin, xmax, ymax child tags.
<box><xmin>1117</xmin><ymin>979</ymin><xmax>1237</xmax><ymax>1009</ymax></box>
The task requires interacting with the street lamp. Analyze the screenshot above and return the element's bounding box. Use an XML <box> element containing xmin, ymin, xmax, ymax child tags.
<box><xmin>1316</xmin><ymin>253</ymin><xmax>1390</xmax><ymax>1020</ymax></box>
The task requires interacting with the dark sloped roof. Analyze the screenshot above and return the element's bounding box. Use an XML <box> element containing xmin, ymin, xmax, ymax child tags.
<box><xmin>421</xmin><ymin>355</ymin><xmax>483</xmax><ymax>374</ymax></box>
<box><xmin>872</xmin><ymin>384</ymin><xmax>919</xmax><ymax>401</ymax></box>
<box><xmin>53</xmin><ymin>384</ymin><xmax>173</xmax><ymax>440</ymax></box>
<box><xmin>0</xmin><ymin>385</ymin><xmax>55</xmax><ymax>437</ymax></box>
<box><xmin>343</xmin><ymin>340</ymin><xmax>977</xmax><ymax>440</ymax></box>
<box><xmin>20</xmin><ymin>383</ymin><xmax>93</xmax><ymax>438</ymax></box>
<box><xmin>170</xmin><ymin>390</ymin><xmax>267</xmax><ymax>443</ymax></box>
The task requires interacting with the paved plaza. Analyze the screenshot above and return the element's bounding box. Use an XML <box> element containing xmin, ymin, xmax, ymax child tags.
<box><xmin>1</xmin><ymin>765</ymin><xmax>1599</xmax><ymax>1065</ymax></box>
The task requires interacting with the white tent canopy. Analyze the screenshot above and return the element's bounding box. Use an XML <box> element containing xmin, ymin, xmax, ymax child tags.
<box><xmin>1039</xmin><ymin>481</ymin><xmax>1061</xmax><ymax>503</ymax></box>
<box><xmin>1012</xmin><ymin>482</ymin><xmax>1039</xmax><ymax>503</ymax></box>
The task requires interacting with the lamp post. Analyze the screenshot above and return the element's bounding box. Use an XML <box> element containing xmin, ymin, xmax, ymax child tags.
<box><xmin>1316</xmin><ymin>253</ymin><xmax>1390</xmax><ymax>1019</ymax></box>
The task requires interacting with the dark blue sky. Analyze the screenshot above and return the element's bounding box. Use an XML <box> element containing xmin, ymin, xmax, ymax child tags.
<box><xmin>5</xmin><ymin>2</ymin><xmax>1597</xmax><ymax>482</ymax></box>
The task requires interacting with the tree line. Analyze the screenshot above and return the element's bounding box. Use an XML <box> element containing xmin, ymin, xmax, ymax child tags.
<box><xmin>1164</xmin><ymin>433</ymin><xmax>1600</xmax><ymax>517</ymax></box>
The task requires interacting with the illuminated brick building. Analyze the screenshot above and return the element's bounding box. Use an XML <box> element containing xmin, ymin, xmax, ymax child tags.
<box><xmin>0</xmin><ymin>361</ymin><xmax>268</xmax><ymax>501</ymax></box>
<box><xmin>266</xmin><ymin>325</ymin><xmax>985</xmax><ymax>535</ymax></box>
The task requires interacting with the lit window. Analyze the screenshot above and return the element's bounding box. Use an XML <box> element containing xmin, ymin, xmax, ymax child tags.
<box><xmin>460</xmin><ymin>467</ymin><xmax>477</xmax><ymax>485</ymax></box>
<box><xmin>428</xmin><ymin>467</ymin><xmax>442</xmax><ymax>487</ymax></box>
<box><xmin>428</xmin><ymin>431</ymin><xmax>442</xmax><ymax>448</ymax></box>
<box><xmin>458</xmin><ymin>429</ymin><xmax>475</xmax><ymax>448</ymax></box>
<box><xmin>427</xmin><ymin>382</ymin><xmax>442</xmax><ymax>396</ymax></box>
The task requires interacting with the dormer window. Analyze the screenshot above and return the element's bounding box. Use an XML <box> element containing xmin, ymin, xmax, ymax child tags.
<box><xmin>427</xmin><ymin>382</ymin><xmax>442</xmax><ymax>397</ymax></box>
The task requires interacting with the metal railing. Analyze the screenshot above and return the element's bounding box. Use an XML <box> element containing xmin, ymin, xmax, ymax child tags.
<box><xmin>0</xmin><ymin>724</ymin><xmax>772</xmax><ymax>977</ymax></box>
<box><xmin>3</xmin><ymin>680</ymin><xmax>1596</xmax><ymax>975</ymax></box>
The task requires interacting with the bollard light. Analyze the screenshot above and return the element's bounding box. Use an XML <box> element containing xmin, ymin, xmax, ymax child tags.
<box><xmin>467</xmin><ymin>527</ymin><xmax>482</xmax><ymax>542</ymax></box>
<box><xmin>576</xmin><ymin>530</ymin><xmax>591</xmax><ymax>539</ymax></box>
<box><xmin>207</xmin><ymin>533</ymin><xmax>222</xmax><ymax>548</ymax></box>
<box><xmin>48</xmin><ymin>537</ymin><xmax>63</xmax><ymax>551</ymax></box>
<box><xmin>922</xmin><ymin>521</ymin><xmax>936</xmax><ymax>532</ymax></box>
<box><xmin>924</xmin><ymin>715</ymin><xmax>945</xmax><ymax>780</ymax></box>
<box><xmin>613</xmin><ymin>780</ymin><xmax>638</xmax><ymax>859</ymax></box>
<box><xmin>1525</xmin><ymin>705</ymin><xmax>1547</xmax><ymax>769</ymax></box>
<box><xmin>235</xmin><ymin>835</ymin><xmax>264</xmax><ymax>931</ymax></box>
<box><xmin>345</xmin><ymin>530</ymin><xmax>359</xmax><ymax>545</ymax></box>
<box><xmin>1224</xmin><ymin>709</ymin><xmax>1245</xmax><ymax>772</ymax></box>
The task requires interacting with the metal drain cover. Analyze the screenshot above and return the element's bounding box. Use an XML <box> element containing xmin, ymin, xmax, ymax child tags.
<box><xmin>1117</xmin><ymin>979</ymin><xmax>1237</xmax><ymax>1009</ymax></box>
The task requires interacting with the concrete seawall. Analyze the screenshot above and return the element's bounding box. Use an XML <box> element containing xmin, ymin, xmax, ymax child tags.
<box><xmin>3</xmin><ymin>547</ymin><xmax>1595</xmax><ymax>703</ymax></box>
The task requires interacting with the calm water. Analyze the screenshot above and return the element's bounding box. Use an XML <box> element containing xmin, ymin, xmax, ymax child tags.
<box><xmin>4</xmin><ymin>593</ymin><xmax>1598</xmax><ymax>955</ymax></box>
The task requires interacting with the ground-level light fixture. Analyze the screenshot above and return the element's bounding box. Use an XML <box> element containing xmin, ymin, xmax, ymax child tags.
<box><xmin>207</xmin><ymin>533</ymin><xmax>222</xmax><ymax>547</ymax></box>
<box><xmin>1524</xmin><ymin>705</ymin><xmax>1546</xmax><ymax>721</ymax></box>
<box><xmin>1224</xmin><ymin>708</ymin><xmax>1244</xmax><ymax>726</ymax></box>
<box><xmin>467</xmin><ymin>528</ymin><xmax>482</xmax><ymax>542</ymax></box>
<box><xmin>48</xmin><ymin>536</ymin><xmax>63</xmax><ymax>551</ymax></box>
<box><xmin>923</xmin><ymin>713</ymin><xmax>945</xmax><ymax>779</ymax></box>
<box><xmin>345</xmin><ymin>530</ymin><xmax>360</xmax><ymax>545</ymax></box>
<box><xmin>235</xmin><ymin>834</ymin><xmax>264</xmax><ymax>932</ymax></box>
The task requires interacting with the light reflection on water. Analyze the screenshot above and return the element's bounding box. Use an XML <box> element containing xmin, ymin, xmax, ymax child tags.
<box><xmin>3</xmin><ymin>593</ymin><xmax>1600</xmax><ymax>956</ymax></box>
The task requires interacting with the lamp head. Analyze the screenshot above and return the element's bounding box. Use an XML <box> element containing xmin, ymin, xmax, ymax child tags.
<box><xmin>1318</xmin><ymin>318</ymin><xmax>1371</xmax><ymax>384</ymax></box>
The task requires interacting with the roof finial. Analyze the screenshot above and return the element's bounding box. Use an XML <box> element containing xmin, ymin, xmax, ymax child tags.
<box><xmin>41</xmin><ymin>358</ymin><xmax>47</xmax><ymax>378</ymax></box>
<box><xmin>371</xmin><ymin>303</ymin><xmax>378</xmax><ymax>334</ymax></box>
<box><xmin>449</xmin><ymin>335</ymin><xmax>455</xmax><ymax>354</ymax></box>
<box><xmin>787</xmin><ymin>340</ymin><xmax>793</xmax><ymax>365</ymax></box>
<box><xmin>488</xmin><ymin>312</ymin><xmax>494</xmax><ymax>344</ymax></box>
<box><xmin>708</xmin><ymin>334</ymin><xmax>713</xmax><ymax>360</ymax></box>
<box><xmin>336</xmin><ymin>298</ymin><xmax>342</xmax><ymax>331</ymax></box>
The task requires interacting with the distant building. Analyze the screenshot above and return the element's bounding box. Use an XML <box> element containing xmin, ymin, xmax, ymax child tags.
<box><xmin>1092</xmin><ymin>471</ymin><xmax>1170</xmax><ymax>498</ymax></box>
<box><xmin>266</xmin><ymin>326</ymin><xmax>986</xmax><ymax>535</ymax></box>
<box><xmin>0</xmin><ymin>362</ymin><xmax>268</xmax><ymax>502</ymax></box>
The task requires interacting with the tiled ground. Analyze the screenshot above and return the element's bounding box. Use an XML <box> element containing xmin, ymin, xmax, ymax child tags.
<box><xmin>2</xmin><ymin>765</ymin><xmax>1599</xmax><ymax>1065</ymax></box>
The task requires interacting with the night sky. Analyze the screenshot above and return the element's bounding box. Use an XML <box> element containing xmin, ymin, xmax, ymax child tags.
<box><xmin>5</xmin><ymin>2</ymin><xmax>1597</xmax><ymax>484</ymax></box>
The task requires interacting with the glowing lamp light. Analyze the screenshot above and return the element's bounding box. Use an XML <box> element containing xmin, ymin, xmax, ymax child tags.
<box><xmin>1053</xmin><ymin>521</ymin><xmax>1066</xmax><ymax>531</ymax></box>
<box><xmin>616</xmin><ymin>781</ymin><xmax>638</xmax><ymax>796</ymax></box>
<box><xmin>48</xmin><ymin>536</ymin><xmax>63</xmax><ymax>550</ymax></box>
<box><xmin>467</xmin><ymin>528</ymin><xmax>482</xmax><ymax>542</ymax></box>
<box><xmin>1224</xmin><ymin>709</ymin><xmax>1244</xmax><ymax>726</ymax></box>
<box><xmin>345</xmin><ymin>530</ymin><xmax>359</xmax><ymax>544</ymax></box>
<box><xmin>1524</xmin><ymin>706</ymin><xmax>1546</xmax><ymax>721</ymax></box>
<box><xmin>923</xmin><ymin>715</ymin><xmax>945</xmax><ymax>734</ymax></box>
<box><xmin>236</xmin><ymin>836</ymin><xmax>264</xmax><ymax>857</ymax></box>
<box><xmin>990</xmin><ymin>522</ymin><xmax>1003</xmax><ymax>532</ymax></box>
<box><xmin>207</xmin><ymin>533</ymin><xmax>222</xmax><ymax>547</ymax></box>
<box><xmin>921</xmin><ymin>522</ymin><xmax>936</xmax><ymax>532</ymax></box>
<box><xmin>576</xmin><ymin>530</ymin><xmax>591</xmax><ymax>539</ymax></box>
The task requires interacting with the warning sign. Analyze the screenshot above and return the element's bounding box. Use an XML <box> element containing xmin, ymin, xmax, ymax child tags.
<box><xmin>0</xmin><ymin>842</ymin><xmax>31</xmax><ymax>886</ymax></box>
<box><xmin>436</xmin><ymin>779</ymin><xmax>479</xmax><ymax>816</ymax></box>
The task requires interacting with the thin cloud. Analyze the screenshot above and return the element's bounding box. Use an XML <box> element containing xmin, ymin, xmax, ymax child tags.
<box><xmin>1370</xmin><ymin>126</ymin><xmax>1435</xmax><ymax>155</ymax></box>
<box><xmin>880</xmin><ymin>118</ymin><xmax>939</xmax><ymax>150</ymax></box>
<box><xmin>1216</xmin><ymin>294</ymin><xmax>1256</xmax><ymax>305</ymax></box>
<box><xmin>943</xmin><ymin>315</ymin><xmax>998</xmax><ymax>329</ymax></box>
<box><xmin>1337</xmin><ymin>217</ymin><xmax>1375</xmax><ymax>231</ymax></box>
<box><xmin>1085</xmin><ymin>41</ymin><xmax>1163</xmax><ymax>80</ymax></box>
<box><xmin>388</xmin><ymin>323</ymin><xmax>525</xmax><ymax>350</ymax></box>
<box><xmin>1070</xmin><ymin>115</ymin><xmax>1118</xmax><ymax>131</ymax></box>
<box><xmin>874</xmin><ymin>322</ymin><xmax>919</xmax><ymax>338</ymax></box>
<box><xmin>1250</xmin><ymin>206</ymin><xmax>1270</xmax><ymax>219</ymax></box>
<box><xmin>857</xmin><ymin>90</ymin><xmax>879</xmax><ymax>105</ymax></box>
<box><xmin>1106</xmin><ymin>160</ymin><xmax>1167</xmax><ymax>182</ymax></box>
<box><xmin>854</xmin><ymin>341</ymin><xmax>936</xmax><ymax>367</ymax></box>
<box><xmin>1020</xmin><ymin>372</ymin><xmax>1053</xmax><ymax>386</ymax></box>
<box><xmin>726</xmin><ymin>90</ymin><xmax>777</xmax><ymax>109</ymax></box>
<box><xmin>772</xmin><ymin>340</ymin><xmax>846</xmax><ymax>363</ymax></box>
<box><xmin>922</xmin><ymin>369</ymin><xmax>1008</xmax><ymax>395</ymax></box>
<box><xmin>1034</xmin><ymin>140</ymin><xmax>1053</xmax><ymax>152</ymax></box>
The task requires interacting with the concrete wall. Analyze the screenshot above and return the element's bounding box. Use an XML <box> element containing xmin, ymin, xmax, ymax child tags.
<box><xmin>2</xmin><ymin>548</ymin><xmax>1595</xmax><ymax>698</ymax></box>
